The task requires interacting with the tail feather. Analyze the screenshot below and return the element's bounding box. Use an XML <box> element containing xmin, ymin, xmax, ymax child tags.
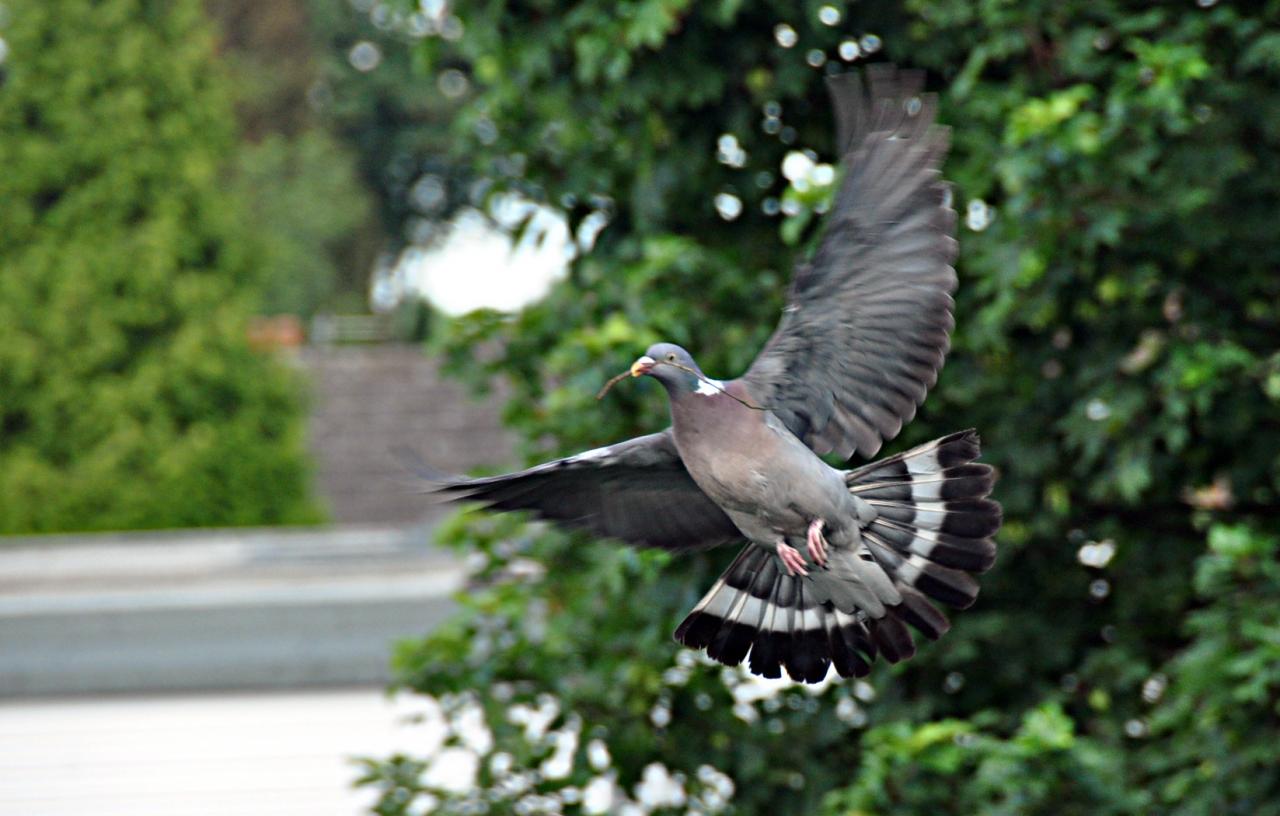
<box><xmin>847</xmin><ymin>429</ymin><xmax>981</xmax><ymax>481</ymax></box>
<box><xmin>825</xmin><ymin>610</ymin><xmax>872</xmax><ymax>678</ymax></box>
<box><xmin>862</xmin><ymin>533</ymin><xmax>981</xmax><ymax>609</ymax></box>
<box><xmin>895</xmin><ymin>585</ymin><xmax>951</xmax><ymax>641</ymax></box>
<box><xmin>849</xmin><ymin>429</ymin><xmax>1001</xmax><ymax>575</ymax></box>
<box><xmin>746</xmin><ymin>575</ymin><xmax>789</xmax><ymax>679</ymax></box>
<box><xmin>869</xmin><ymin>614</ymin><xmax>916</xmax><ymax>663</ymax></box>
<box><xmin>674</xmin><ymin>429</ymin><xmax>999</xmax><ymax>684</ymax></box>
<box><xmin>784</xmin><ymin>584</ymin><xmax>833</xmax><ymax>683</ymax></box>
<box><xmin>677</xmin><ymin>546</ymin><xmax>876</xmax><ymax>683</ymax></box>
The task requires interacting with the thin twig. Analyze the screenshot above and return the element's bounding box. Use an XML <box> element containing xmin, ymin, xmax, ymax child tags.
<box><xmin>596</xmin><ymin>361</ymin><xmax>768</xmax><ymax>412</ymax></box>
<box><xmin>595</xmin><ymin>370</ymin><xmax>631</xmax><ymax>400</ymax></box>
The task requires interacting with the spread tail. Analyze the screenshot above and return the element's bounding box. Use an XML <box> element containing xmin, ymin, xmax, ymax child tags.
<box><xmin>674</xmin><ymin>429</ymin><xmax>1000</xmax><ymax>683</ymax></box>
<box><xmin>846</xmin><ymin>428</ymin><xmax>1000</xmax><ymax>580</ymax></box>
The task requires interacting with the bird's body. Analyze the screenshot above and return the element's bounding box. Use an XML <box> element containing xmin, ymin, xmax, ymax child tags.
<box><xmin>670</xmin><ymin>379</ymin><xmax>846</xmax><ymax>530</ymax></box>
<box><xmin>416</xmin><ymin>66</ymin><xmax>1002</xmax><ymax>683</ymax></box>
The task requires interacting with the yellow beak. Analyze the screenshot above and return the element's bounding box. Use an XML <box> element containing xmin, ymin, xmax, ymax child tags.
<box><xmin>630</xmin><ymin>356</ymin><xmax>656</xmax><ymax>377</ymax></box>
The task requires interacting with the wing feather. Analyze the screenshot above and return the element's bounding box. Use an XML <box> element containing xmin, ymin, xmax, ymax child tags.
<box><xmin>410</xmin><ymin>430</ymin><xmax>741</xmax><ymax>552</ymax></box>
<box><xmin>741</xmin><ymin>65</ymin><xmax>958</xmax><ymax>460</ymax></box>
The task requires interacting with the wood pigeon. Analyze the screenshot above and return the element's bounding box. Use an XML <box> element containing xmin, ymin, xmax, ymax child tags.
<box><xmin>417</xmin><ymin>65</ymin><xmax>1001</xmax><ymax>683</ymax></box>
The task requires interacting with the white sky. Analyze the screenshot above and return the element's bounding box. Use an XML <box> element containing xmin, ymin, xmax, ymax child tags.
<box><xmin>379</xmin><ymin>196</ymin><xmax>589</xmax><ymax>316</ymax></box>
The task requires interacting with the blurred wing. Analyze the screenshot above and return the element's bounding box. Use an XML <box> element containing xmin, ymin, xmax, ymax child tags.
<box><xmin>410</xmin><ymin>430</ymin><xmax>741</xmax><ymax>552</ymax></box>
<box><xmin>741</xmin><ymin>65</ymin><xmax>958</xmax><ymax>460</ymax></box>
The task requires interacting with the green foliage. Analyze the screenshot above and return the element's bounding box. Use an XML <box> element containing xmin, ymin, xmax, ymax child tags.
<box><xmin>231</xmin><ymin>129</ymin><xmax>373</xmax><ymax>317</ymax></box>
<box><xmin>821</xmin><ymin>704</ymin><xmax>1146</xmax><ymax>815</ymax></box>
<box><xmin>358</xmin><ymin>1</ymin><xmax>1280</xmax><ymax>813</ymax></box>
<box><xmin>0</xmin><ymin>0</ymin><xmax>320</xmax><ymax>532</ymax></box>
<box><xmin>1140</xmin><ymin>523</ymin><xmax>1280</xmax><ymax>814</ymax></box>
<box><xmin>304</xmin><ymin>0</ymin><xmax>469</xmax><ymax>249</ymax></box>
<box><xmin>207</xmin><ymin>0</ymin><xmax>382</xmax><ymax>315</ymax></box>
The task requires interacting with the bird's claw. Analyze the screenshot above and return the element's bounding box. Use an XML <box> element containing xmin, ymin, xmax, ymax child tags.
<box><xmin>806</xmin><ymin>519</ymin><xmax>829</xmax><ymax>568</ymax></box>
<box><xmin>775</xmin><ymin>540</ymin><xmax>809</xmax><ymax>577</ymax></box>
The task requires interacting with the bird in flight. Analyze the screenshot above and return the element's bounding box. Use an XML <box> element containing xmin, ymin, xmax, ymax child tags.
<box><xmin>418</xmin><ymin>65</ymin><xmax>1001</xmax><ymax>683</ymax></box>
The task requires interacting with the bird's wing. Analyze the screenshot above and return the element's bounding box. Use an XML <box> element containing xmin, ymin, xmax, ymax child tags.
<box><xmin>739</xmin><ymin>65</ymin><xmax>958</xmax><ymax>460</ymax></box>
<box><xmin>409</xmin><ymin>429</ymin><xmax>742</xmax><ymax>552</ymax></box>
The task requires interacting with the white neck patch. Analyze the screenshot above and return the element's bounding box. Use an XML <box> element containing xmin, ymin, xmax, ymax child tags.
<box><xmin>695</xmin><ymin>378</ymin><xmax>724</xmax><ymax>397</ymax></box>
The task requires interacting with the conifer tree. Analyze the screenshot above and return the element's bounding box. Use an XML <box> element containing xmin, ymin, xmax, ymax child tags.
<box><xmin>0</xmin><ymin>0</ymin><xmax>319</xmax><ymax>532</ymax></box>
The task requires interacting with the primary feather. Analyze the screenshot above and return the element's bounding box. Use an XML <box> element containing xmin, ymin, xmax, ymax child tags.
<box><xmin>741</xmin><ymin>65</ymin><xmax>958</xmax><ymax>460</ymax></box>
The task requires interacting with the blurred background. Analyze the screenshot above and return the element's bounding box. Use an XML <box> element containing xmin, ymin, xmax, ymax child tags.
<box><xmin>1</xmin><ymin>1</ymin><xmax>1278</xmax><ymax>814</ymax></box>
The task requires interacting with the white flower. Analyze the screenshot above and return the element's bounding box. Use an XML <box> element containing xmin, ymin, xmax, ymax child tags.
<box><xmin>635</xmin><ymin>763</ymin><xmax>686</xmax><ymax>809</ymax></box>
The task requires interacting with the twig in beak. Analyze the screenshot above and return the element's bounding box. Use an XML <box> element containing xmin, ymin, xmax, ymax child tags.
<box><xmin>596</xmin><ymin>361</ymin><xmax>767</xmax><ymax>411</ymax></box>
<box><xmin>596</xmin><ymin>370</ymin><xmax>631</xmax><ymax>400</ymax></box>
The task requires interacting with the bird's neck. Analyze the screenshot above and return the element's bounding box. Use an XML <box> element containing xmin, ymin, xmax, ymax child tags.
<box><xmin>669</xmin><ymin>379</ymin><xmax>755</xmax><ymax>435</ymax></box>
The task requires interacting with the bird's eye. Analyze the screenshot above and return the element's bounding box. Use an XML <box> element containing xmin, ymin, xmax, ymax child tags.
<box><xmin>666</xmin><ymin>353</ymin><xmax>677</xmax><ymax>362</ymax></box>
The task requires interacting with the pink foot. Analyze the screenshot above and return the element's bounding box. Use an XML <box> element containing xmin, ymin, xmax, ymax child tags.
<box><xmin>775</xmin><ymin>539</ymin><xmax>808</xmax><ymax>577</ymax></box>
<box><xmin>806</xmin><ymin>519</ymin><xmax>829</xmax><ymax>567</ymax></box>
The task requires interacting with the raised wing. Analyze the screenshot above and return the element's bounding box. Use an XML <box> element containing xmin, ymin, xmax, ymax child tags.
<box><xmin>411</xmin><ymin>430</ymin><xmax>742</xmax><ymax>552</ymax></box>
<box><xmin>740</xmin><ymin>65</ymin><xmax>958</xmax><ymax>461</ymax></box>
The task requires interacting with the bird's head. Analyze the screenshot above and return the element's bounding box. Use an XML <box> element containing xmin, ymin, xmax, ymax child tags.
<box><xmin>631</xmin><ymin>343</ymin><xmax>706</xmax><ymax>394</ymax></box>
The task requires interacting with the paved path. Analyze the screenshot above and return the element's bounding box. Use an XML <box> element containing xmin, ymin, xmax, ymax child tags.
<box><xmin>0</xmin><ymin>527</ymin><xmax>472</xmax><ymax>814</ymax></box>
<box><xmin>0</xmin><ymin>526</ymin><xmax>467</xmax><ymax>696</ymax></box>
<box><xmin>0</xmin><ymin>687</ymin><xmax>449</xmax><ymax>816</ymax></box>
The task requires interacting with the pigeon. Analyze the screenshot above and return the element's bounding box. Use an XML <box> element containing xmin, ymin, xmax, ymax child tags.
<box><xmin>417</xmin><ymin>65</ymin><xmax>1001</xmax><ymax>683</ymax></box>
